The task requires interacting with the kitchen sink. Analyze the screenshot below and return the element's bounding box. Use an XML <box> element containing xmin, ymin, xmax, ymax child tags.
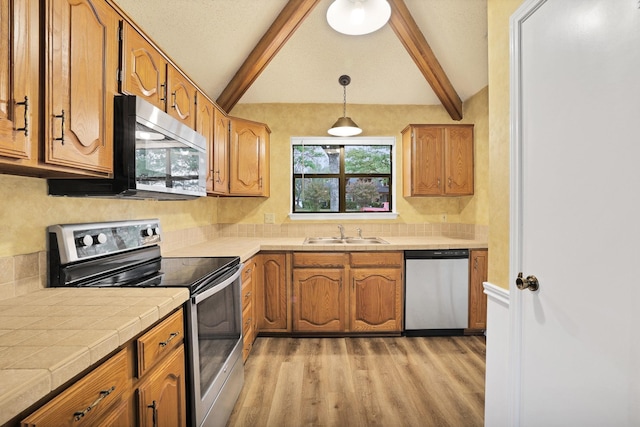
<box><xmin>303</xmin><ymin>237</ymin><xmax>389</xmax><ymax>245</ymax></box>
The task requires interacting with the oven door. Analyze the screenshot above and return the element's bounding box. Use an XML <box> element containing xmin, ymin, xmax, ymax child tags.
<box><xmin>187</xmin><ymin>265</ymin><xmax>243</xmax><ymax>427</ymax></box>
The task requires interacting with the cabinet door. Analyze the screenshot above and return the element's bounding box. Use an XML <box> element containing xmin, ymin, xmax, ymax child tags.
<box><xmin>293</xmin><ymin>268</ymin><xmax>346</xmax><ymax>332</ymax></box>
<box><xmin>195</xmin><ymin>93</ymin><xmax>216</xmax><ymax>193</ymax></box>
<box><xmin>166</xmin><ymin>65</ymin><xmax>195</xmax><ymax>128</ymax></box>
<box><xmin>444</xmin><ymin>126</ymin><xmax>474</xmax><ymax>195</ymax></box>
<box><xmin>137</xmin><ymin>345</ymin><xmax>187</xmax><ymax>427</ymax></box>
<box><xmin>350</xmin><ymin>268</ymin><xmax>403</xmax><ymax>332</ymax></box>
<box><xmin>230</xmin><ymin>118</ymin><xmax>268</xmax><ymax>196</ymax></box>
<box><xmin>468</xmin><ymin>249</ymin><xmax>488</xmax><ymax>330</ymax></box>
<box><xmin>256</xmin><ymin>253</ymin><xmax>289</xmax><ymax>331</ymax></box>
<box><xmin>210</xmin><ymin>106</ymin><xmax>229</xmax><ymax>194</ymax></box>
<box><xmin>241</xmin><ymin>258</ymin><xmax>256</xmax><ymax>362</ymax></box>
<box><xmin>411</xmin><ymin>126</ymin><xmax>443</xmax><ymax>195</ymax></box>
<box><xmin>44</xmin><ymin>0</ymin><xmax>117</xmax><ymax>175</ymax></box>
<box><xmin>0</xmin><ymin>0</ymin><xmax>38</xmax><ymax>164</ymax></box>
<box><xmin>120</xmin><ymin>22</ymin><xmax>167</xmax><ymax>110</ymax></box>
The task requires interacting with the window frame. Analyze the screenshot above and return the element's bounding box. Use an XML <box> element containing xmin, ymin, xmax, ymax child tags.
<box><xmin>289</xmin><ymin>136</ymin><xmax>398</xmax><ymax>220</ymax></box>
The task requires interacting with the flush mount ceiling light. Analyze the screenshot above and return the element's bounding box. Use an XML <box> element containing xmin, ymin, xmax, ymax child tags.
<box><xmin>326</xmin><ymin>0</ymin><xmax>391</xmax><ymax>36</ymax></box>
<box><xmin>328</xmin><ymin>75</ymin><xmax>362</xmax><ymax>137</ymax></box>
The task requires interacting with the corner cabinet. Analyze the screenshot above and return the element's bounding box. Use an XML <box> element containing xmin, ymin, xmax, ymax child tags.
<box><xmin>44</xmin><ymin>0</ymin><xmax>118</xmax><ymax>175</ymax></box>
<box><xmin>241</xmin><ymin>257</ymin><xmax>257</xmax><ymax>362</ymax></box>
<box><xmin>468</xmin><ymin>249</ymin><xmax>488</xmax><ymax>332</ymax></box>
<box><xmin>402</xmin><ymin>124</ymin><xmax>474</xmax><ymax>196</ymax></box>
<box><xmin>229</xmin><ymin>117</ymin><xmax>270</xmax><ymax>196</ymax></box>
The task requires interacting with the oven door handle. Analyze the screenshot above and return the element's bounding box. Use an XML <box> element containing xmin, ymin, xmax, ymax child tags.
<box><xmin>192</xmin><ymin>265</ymin><xmax>242</xmax><ymax>304</ymax></box>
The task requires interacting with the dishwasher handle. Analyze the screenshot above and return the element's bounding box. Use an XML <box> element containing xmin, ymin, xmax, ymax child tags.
<box><xmin>404</xmin><ymin>249</ymin><xmax>469</xmax><ymax>259</ymax></box>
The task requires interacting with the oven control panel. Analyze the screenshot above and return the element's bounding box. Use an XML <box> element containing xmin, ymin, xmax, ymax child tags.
<box><xmin>48</xmin><ymin>219</ymin><xmax>161</xmax><ymax>264</ymax></box>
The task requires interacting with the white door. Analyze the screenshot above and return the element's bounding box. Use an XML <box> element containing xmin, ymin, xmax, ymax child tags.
<box><xmin>510</xmin><ymin>0</ymin><xmax>640</xmax><ymax>425</ymax></box>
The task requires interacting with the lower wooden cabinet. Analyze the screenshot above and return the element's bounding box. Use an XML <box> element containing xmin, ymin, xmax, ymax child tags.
<box><xmin>137</xmin><ymin>346</ymin><xmax>187</xmax><ymax>427</ymax></box>
<box><xmin>468</xmin><ymin>249</ymin><xmax>488</xmax><ymax>331</ymax></box>
<box><xmin>241</xmin><ymin>257</ymin><xmax>257</xmax><ymax>361</ymax></box>
<box><xmin>21</xmin><ymin>308</ymin><xmax>186</xmax><ymax>427</ymax></box>
<box><xmin>291</xmin><ymin>252</ymin><xmax>403</xmax><ymax>333</ymax></box>
<box><xmin>256</xmin><ymin>253</ymin><xmax>290</xmax><ymax>332</ymax></box>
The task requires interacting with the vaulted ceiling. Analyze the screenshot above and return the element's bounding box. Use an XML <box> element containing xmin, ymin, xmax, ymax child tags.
<box><xmin>112</xmin><ymin>0</ymin><xmax>488</xmax><ymax>120</ymax></box>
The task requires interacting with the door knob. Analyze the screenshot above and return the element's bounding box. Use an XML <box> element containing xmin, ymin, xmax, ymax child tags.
<box><xmin>516</xmin><ymin>272</ymin><xmax>539</xmax><ymax>291</ymax></box>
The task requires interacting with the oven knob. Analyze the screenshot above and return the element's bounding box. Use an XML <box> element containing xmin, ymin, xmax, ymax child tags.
<box><xmin>142</xmin><ymin>227</ymin><xmax>154</xmax><ymax>237</ymax></box>
<box><xmin>154</xmin><ymin>227</ymin><xmax>160</xmax><ymax>236</ymax></box>
<box><xmin>79</xmin><ymin>234</ymin><xmax>93</xmax><ymax>247</ymax></box>
<box><xmin>94</xmin><ymin>233</ymin><xmax>107</xmax><ymax>245</ymax></box>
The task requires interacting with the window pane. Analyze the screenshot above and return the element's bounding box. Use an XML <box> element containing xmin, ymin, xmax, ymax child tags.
<box><xmin>345</xmin><ymin>177</ymin><xmax>390</xmax><ymax>212</ymax></box>
<box><xmin>344</xmin><ymin>146</ymin><xmax>391</xmax><ymax>174</ymax></box>
<box><xmin>293</xmin><ymin>145</ymin><xmax>340</xmax><ymax>174</ymax></box>
<box><xmin>294</xmin><ymin>178</ymin><xmax>340</xmax><ymax>212</ymax></box>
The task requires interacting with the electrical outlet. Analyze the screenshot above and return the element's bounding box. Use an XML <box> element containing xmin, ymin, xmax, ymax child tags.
<box><xmin>441</xmin><ymin>214</ymin><xmax>448</xmax><ymax>222</ymax></box>
<box><xmin>264</xmin><ymin>213</ymin><xmax>275</xmax><ymax>224</ymax></box>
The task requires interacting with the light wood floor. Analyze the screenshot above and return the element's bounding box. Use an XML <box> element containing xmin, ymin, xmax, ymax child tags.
<box><xmin>227</xmin><ymin>335</ymin><xmax>486</xmax><ymax>427</ymax></box>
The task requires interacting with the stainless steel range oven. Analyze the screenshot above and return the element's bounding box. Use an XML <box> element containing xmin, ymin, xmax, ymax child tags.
<box><xmin>48</xmin><ymin>219</ymin><xmax>243</xmax><ymax>427</ymax></box>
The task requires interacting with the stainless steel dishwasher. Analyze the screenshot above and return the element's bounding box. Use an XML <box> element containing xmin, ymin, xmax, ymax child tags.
<box><xmin>404</xmin><ymin>249</ymin><xmax>469</xmax><ymax>335</ymax></box>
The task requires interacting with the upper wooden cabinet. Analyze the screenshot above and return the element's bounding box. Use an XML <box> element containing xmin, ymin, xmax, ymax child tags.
<box><xmin>120</xmin><ymin>21</ymin><xmax>167</xmax><ymax>110</ymax></box>
<box><xmin>0</xmin><ymin>0</ymin><xmax>38</xmax><ymax>166</ymax></box>
<box><xmin>229</xmin><ymin>117</ymin><xmax>270</xmax><ymax>196</ymax></box>
<box><xmin>120</xmin><ymin>22</ymin><xmax>196</xmax><ymax>128</ymax></box>
<box><xmin>44</xmin><ymin>0</ymin><xmax>117</xmax><ymax>175</ymax></box>
<box><xmin>402</xmin><ymin>124</ymin><xmax>474</xmax><ymax>196</ymax></box>
<box><xmin>208</xmin><ymin>105</ymin><xmax>230</xmax><ymax>194</ymax></box>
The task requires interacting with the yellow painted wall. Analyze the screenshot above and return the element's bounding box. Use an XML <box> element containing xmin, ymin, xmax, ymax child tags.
<box><xmin>487</xmin><ymin>0</ymin><xmax>525</xmax><ymax>289</ymax></box>
<box><xmin>0</xmin><ymin>173</ymin><xmax>217</xmax><ymax>257</ymax></box>
<box><xmin>226</xmin><ymin>86</ymin><xmax>489</xmax><ymax>226</ymax></box>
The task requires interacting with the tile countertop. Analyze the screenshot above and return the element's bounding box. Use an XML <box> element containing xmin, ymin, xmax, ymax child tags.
<box><xmin>0</xmin><ymin>287</ymin><xmax>189</xmax><ymax>426</ymax></box>
<box><xmin>163</xmin><ymin>236</ymin><xmax>488</xmax><ymax>261</ymax></box>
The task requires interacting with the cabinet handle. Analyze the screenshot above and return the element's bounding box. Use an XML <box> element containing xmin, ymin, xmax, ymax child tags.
<box><xmin>159</xmin><ymin>331</ymin><xmax>180</xmax><ymax>347</ymax></box>
<box><xmin>54</xmin><ymin>110</ymin><xmax>65</xmax><ymax>144</ymax></box>
<box><xmin>258</xmin><ymin>177</ymin><xmax>263</xmax><ymax>188</ymax></box>
<box><xmin>244</xmin><ymin>291</ymin><xmax>252</xmax><ymax>299</ymax></box>
<box><xmin>437</xmin><ymin>178</ymin><xmax>441</xmax><ymax>188</ymax></box>
<box><xmin>171</xmin><ymin>91</ymin><xmax>177</xmax><ymax>109</ymax></box>
<box><xmin>15</xmin><ymin>96</ymin><xmax>28</xmax><ymax>136</ymax></box>
<box><xmin>215</xmin><ymin>170</ymin><xmax>221</xmax><ymax>184</ymax></box>
<box><xmin>73</xmin><ymin>386</ymin><xmax>116</xmax><ymax>421</ymax></box>
<box><xmin>474</xmin><ymin>257</ymin><xmax>478</xmax><ymax>270</ymax></box>
<box><xmin>147</xmin><ymin>400</ymin><xmax>158</xmax><ymax>427</ymax></box>
<box><xmin>448</xmin><ymin>177</ymin><xmax>452</xmax><ymax>188</ymax></box>
<box><xmin>160</xmin><ymin>83</ymin><xmax>166</xmax><ymax>102</ymax></box>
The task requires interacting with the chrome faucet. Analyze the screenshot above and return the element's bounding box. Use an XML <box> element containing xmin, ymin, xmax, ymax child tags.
<box><xmin>356</xmin><ymin>228</ymin><xmax>363</xmax><ymax>238</ymax></box>
<box><xmin>338</xmin><ymin>224</ymin><xmax>345</xmax><ymax>239</ymax></box>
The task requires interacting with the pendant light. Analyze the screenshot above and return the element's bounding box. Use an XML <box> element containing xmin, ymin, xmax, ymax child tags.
<box><xmin>326</xmin><ymin>0</ymin><xmax>391</xmax><ymax>36</ymax></box>
<box><xmin>328</xmin><ymin>75</ymin><xmax>362</xmax><ymax>137</ymax></box>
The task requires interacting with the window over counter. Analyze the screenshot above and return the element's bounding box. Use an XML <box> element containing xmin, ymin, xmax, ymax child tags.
<box><xmin>290</xmin><ymin>137</ymin><xmax>397</xmax><ymax>220</ymax></box>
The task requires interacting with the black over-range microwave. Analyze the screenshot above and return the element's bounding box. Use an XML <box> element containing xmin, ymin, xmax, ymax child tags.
<box><xmin>48</xmin><ymin>95</ymin><xmax>207</xmax><ymax>200</ymax></box>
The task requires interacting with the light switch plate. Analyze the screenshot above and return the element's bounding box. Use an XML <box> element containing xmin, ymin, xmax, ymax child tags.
<box><xmin>264</xmin><ymin>213</ymin><xmax>275</xmax><ymax>224</ymax></box>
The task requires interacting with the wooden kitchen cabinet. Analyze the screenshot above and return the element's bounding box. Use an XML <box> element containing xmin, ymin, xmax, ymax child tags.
<box><xmin>293</xmin><ymin>267</ymin><xmax>347</xmax><ymax>333</ymax></box>
<box><xmin>166</xmin><ymin>64</ymin><xmax>196</xmax><ymax>128</ymax></box>
<box><xmin>291</xmin><ymin>252</ymin><xmax>403</xmax><ymax>334</ymax></box>
<box><xmin>256</xmin><ymin>253</ymin><xmax>290</xmax><ymax>332</ymax></box>
<box><xmin>468</xmin><ymin>249</ymin><xmax>488</xmax><ymax>332</ymax></box>
<box><xmin>137</xmin><ymin>345</ymin><xmax>187</xmax><ymax>427</ymax></box>
<box><xmin>349</xmin><ymin>252</ymin><xmax>403</xmax><ymax>332</ymax></box>
<box><xmin>21</xmin><ymin>308</ymin><xmax>187</xmax><ymax>427</ymax></box>
<box><xmin>229</xmin><ymin>117</ymin><xmax>270</xmax><ymax>196</ymax></box>
<box><xmin>44</xmin><ymin>0</ymin><xmax>118</xmax><ymax>175</ymax></box>
<box><xmin>402</xmin><ymin>124</ymin><xmax>474</xmax><ymax>196</ymax></box>
<box><xmin>241</xmin><ymin>257</ymin><xmax>257</xmax><ymax>362</ymax></box>
<box><xmin>120</xmin><ymin>21</ymin><xmax>167</xmax><ymax>111</ymax></box>
<box><xmin>208</xmin><ymin>104</ymin><xmax>230</xmax><ymax>194</ymax></box>
<box><xmin>0</xmin><ymin>0</ymin><xmax>39</xmax><ymax>170</ymax></box>
<box><xmin>21</xmin><ymin>348</ymin><xmax>132</xmax><ymax>427</ymax></box>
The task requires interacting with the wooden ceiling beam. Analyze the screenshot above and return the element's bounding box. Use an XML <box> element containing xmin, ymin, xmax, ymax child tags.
<box><xmin>387</xmin><ymin>0</ymin><xmax>463</xmax><ymax>120</ymax></box>
<box><xmin>216</xmin><ymin>0</ymin><xmax>322</xmax><ymax>113</ymax></box>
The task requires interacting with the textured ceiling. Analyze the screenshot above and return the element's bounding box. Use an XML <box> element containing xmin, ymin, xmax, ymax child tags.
<box><xmin>112</xmin><ymin>0</ymin><xmax>488</xmax><ymax>107</ymax></box>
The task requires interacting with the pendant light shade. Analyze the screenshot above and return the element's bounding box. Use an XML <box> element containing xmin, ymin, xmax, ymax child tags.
<box><xmin>328</xmin><ymin>75</ymin><xmax>362</xmax><ymax>137</ymax></box>
<box><xmin>326</xmin><ymin>0</ymin><xmax>391</xmax><ymax>36</ymax></box>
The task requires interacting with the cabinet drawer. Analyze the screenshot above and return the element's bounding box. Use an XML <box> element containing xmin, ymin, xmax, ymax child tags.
<box><xmin>21</xmin><ymin>348</ymin><xmax>130</xmax><ymax>427</ymax></box>
<box><xmin>242</xmin><ymin>278</ymin><xmax>253</xmax><ymax>312</ymax></box>
<box><xmin>137</xmin><ymin>309</ymin><xmax>184</xmax><ymax>377</ymax></box>
<box><xmin>350</xmin><ymin>251</ymin><xmax>403</xmax><ymax>268</ymax></box>
<box><xmin>293</xmin><ymin>252</ymin><xmax>347</xmax><ymax>268</ymax></box>
<box><xmin>242</xmin><ymin>304</ymin><xmax>253</xmax><ymax>337</ymax></box>
<box><xmin>241</xmin><ymin>261</ymin><xmax>254</xmax><ymax>283</ymax></box>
